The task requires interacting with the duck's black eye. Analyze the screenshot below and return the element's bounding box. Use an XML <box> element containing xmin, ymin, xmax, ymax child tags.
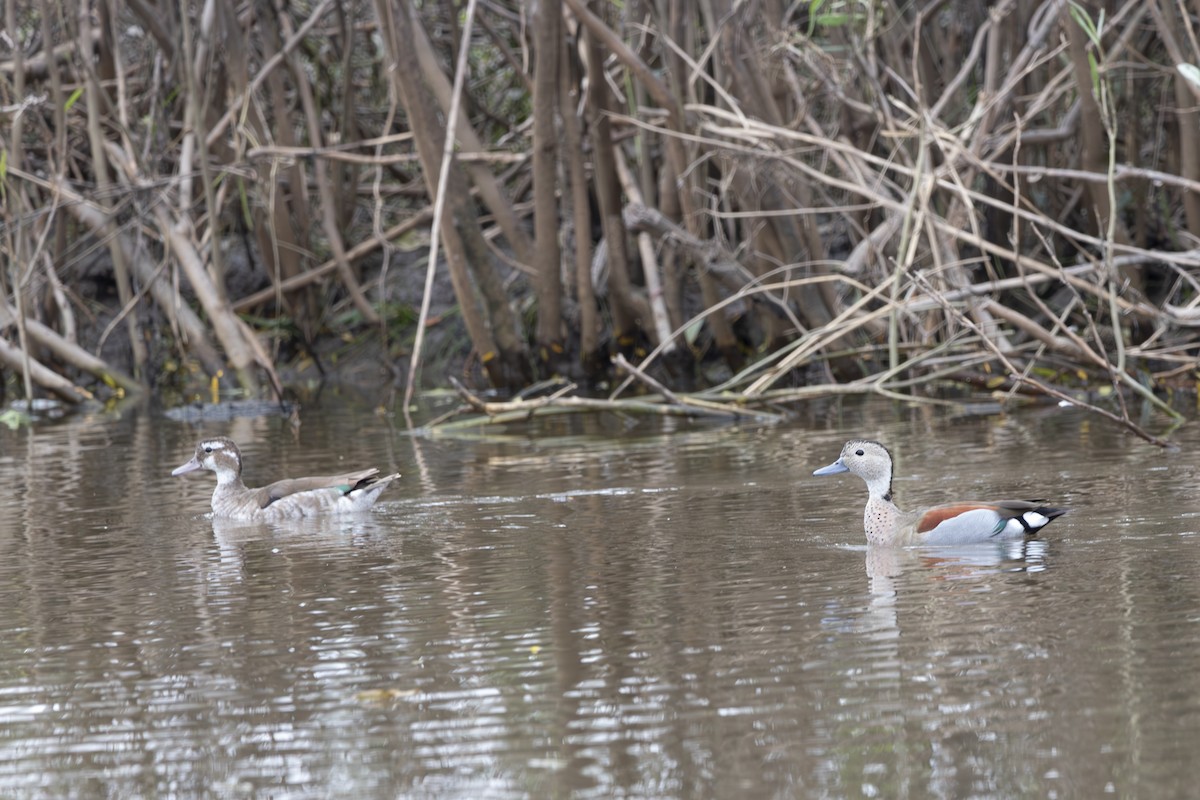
<box><xmin>855</xmin><ymin>449</ymin><xmax>864</xmax><ymax>456</ymax></box>
<box><xmin>204</xmin><ymin>446</ymin><xmax>213</xmax><ymax>453</ymax></box>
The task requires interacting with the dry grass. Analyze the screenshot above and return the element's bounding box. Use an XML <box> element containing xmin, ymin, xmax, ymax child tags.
<box><xmin>1</xmin><ymin>1</ymin><xmax>1196</xmax><ymax>444</ymax></box>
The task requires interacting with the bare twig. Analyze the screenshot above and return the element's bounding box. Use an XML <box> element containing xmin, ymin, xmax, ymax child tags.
<box><xmin>911</xmin><ymin>272</ymin><xmax>1173</xmax><ymax>447</ymax></box>
<box><xmin>403</xmin><ymin>0</ymin><xmax>480</xmax><ymax>426</ymax></box>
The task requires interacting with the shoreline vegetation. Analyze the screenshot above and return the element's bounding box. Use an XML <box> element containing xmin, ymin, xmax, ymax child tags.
<box><xmin>2</xmin><ymin>1</ymin><xmax>1198</xmax><ymax>445</ymax></box>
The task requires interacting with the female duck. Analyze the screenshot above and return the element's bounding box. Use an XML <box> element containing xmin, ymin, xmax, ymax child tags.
<box><xmin>813</xmin><ymin>440</ymin><xmax>1066</xmax><ymax>546</ymax></box>
<box><xmin>172</xmin><ymin>437</ymin><xmax>400</xmax><ymax>521</ymax></box>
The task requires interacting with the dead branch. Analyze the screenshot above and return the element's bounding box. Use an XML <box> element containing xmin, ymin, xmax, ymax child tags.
<box><xmin>911</xmin><ymin>272</ymin><xmax>1174</xmax><ymax>448</ymax></box>
<box><xmin>0</xmin><ymin>335</ymin><xmax>91</xmax><ymax>403</ymax></box>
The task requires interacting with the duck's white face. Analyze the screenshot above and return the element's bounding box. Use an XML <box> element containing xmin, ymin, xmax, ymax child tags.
<box><xmin>171</xmin><ymin>437</ymin><xmax>243</xmax><ymax>479</ymax></box>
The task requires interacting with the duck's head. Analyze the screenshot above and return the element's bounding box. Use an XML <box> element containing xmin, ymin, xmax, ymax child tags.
<box><xmin>172</xmin><ymin>437</ymin><xmax>244</xmax><ymax>483</ymax></box>
<box><xmin>813</xmin><ymin>440</ymin><xmax>895</xmax><ymax>498</ymax></box>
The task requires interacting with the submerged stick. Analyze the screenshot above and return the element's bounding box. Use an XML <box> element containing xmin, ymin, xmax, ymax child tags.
<box><xmin>426</xmin><ymin>376</ymin><xmax>781</xmax><ymax>432</ymax></box>
<box><xmin>611</xmin><ymin>354</ymin><xmax>778</xmax><ymax>419</ymax></box>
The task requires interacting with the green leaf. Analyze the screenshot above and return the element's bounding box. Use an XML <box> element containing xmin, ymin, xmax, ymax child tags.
<box><xmin>1068</xmin><ymin>2</ymin><xmax>1099</xmax><ymax>46</ymax></box>
<box><xmin>64</xmin><ymin>87</ymin><xmax>84</xmax><ymax>113</ymax></box>
<box><xmin>0</xmin><ymin>409</ymin><xmax>30</xmax><ymax>430</ymax></box>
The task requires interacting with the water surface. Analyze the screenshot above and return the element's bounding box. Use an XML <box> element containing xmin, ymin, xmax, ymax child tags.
<box><xmin>1</xmin><ymin>400</ymin><xmax>1198</xmax><ymax>798</ymax></box>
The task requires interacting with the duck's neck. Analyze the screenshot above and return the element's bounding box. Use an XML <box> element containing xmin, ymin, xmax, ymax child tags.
<box><xmin>211</xmin><ymin>465</ymin><xmax>246</xmax><ymax>489</ymax></box>
<box><xmin>864</xmin><ymin>474</ymin><xmax>897</xmax><ymax>507</ymax></box>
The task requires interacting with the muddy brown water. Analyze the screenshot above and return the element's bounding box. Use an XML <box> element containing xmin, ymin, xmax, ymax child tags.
<box><xmin>1</xmin><ymin>399</ymin><xmax>1198</xmax><ymax>798</ymax></box>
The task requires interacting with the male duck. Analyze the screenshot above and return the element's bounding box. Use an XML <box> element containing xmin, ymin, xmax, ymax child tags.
<box><xmin>813</xmin><ymin>440</ymin><xmax>1067</xmax><ymax>546</ymax></box>
<box><xmin>172</xmin><ymin>437</ymin><xmax>400</xmax><ymax>521</ymax></box>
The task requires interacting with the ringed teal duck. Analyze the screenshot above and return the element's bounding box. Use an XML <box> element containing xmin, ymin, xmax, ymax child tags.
<box><xmin>172</xmin><ymin>437</ymin><xmax>400</xmax><ymax>521</ymax></box>
<box><xmin>813</xmin><ymin>440</ymin><xmax>1067</xmax><ymax>546</ymax></box>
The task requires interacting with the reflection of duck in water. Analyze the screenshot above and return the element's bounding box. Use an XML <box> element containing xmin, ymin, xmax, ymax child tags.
<box><xmin>866</xmin><ymin>540</ymin><xmax>1048</xmax><ymax>583</ymax></box>
<box><xmin>814</xmin><ymin>441</ymin><xmax>1067</xmax><ymax>546</ymax></box>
